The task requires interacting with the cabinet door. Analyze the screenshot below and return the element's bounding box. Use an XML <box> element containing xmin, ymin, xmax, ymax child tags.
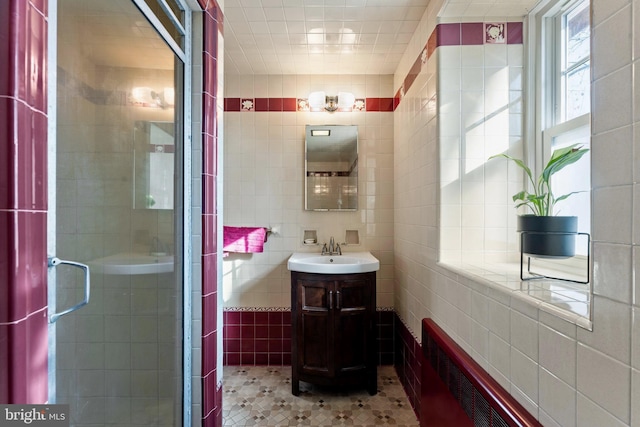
<box><xmin>333</xmin><ymin>273</ymin><xmax>375</xmax><ymax>375</ymax></box>
<box><xmin>295</xmin><ymin>276</ymin><xmax>334</xmax><ymax>377</ymax></box>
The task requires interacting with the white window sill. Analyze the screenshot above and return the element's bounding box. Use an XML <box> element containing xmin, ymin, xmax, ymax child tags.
<box><xmin>437</xmin><ymin>259</ymin><xmax>592</xmax><ymax>330</ymax></box>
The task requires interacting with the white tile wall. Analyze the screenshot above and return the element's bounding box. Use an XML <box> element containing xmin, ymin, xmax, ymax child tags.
<box><xmin>223</xmin><ymin>74</ymin><xmax>395</xmax><ymax>308</ymax></box>
<box><xmin>391</xmin><ymin>0</ymin><xmax>639</xmax><ymax>424</ymax></box>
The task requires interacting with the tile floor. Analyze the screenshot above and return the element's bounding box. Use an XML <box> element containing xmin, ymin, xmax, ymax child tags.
<box><xmin>222</xmin><ymin>365</ymin><xmax>419</xmax><ymax>426</ymax></box>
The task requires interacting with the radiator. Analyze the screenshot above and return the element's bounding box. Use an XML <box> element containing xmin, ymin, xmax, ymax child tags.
<box><xmin>420</xmin><ymin>318</ymin><xmax>543</xmax><ymax>427</ymax></box>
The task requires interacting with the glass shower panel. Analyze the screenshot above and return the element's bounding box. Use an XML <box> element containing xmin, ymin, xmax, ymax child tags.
<box><xmin>54</xmin><ymin>0</ymin><xmax>183</xmax><ymax>425</ymax></box>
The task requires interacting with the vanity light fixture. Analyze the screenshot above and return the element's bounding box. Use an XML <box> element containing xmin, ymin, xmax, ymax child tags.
<box><xmin>308</xmin><ymin>91</ymin><xmax>356</xmax><ymax>112</ymax></box>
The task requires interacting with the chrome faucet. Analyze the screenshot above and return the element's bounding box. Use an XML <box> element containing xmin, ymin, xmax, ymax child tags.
<box><xmin>321</xmin><ymin>237</ymin><xmax>341</xmax><ymax>256</ymax></box>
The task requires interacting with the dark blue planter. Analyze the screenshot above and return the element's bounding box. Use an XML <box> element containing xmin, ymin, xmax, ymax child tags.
<box><xmin>517</xmin><ymin>215</ymin><xmax>578</xmax><ymax>258</ymax></box>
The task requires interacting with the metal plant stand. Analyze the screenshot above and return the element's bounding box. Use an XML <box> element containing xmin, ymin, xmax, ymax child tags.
<box><xmin>520</xmin><ymin>231</ymin><xmax>590</xmax><ymax>284</ymax></box>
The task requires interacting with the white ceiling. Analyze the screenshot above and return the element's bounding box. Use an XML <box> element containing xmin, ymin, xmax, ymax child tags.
<box><xmin>223</xmin><ymin>0</ymin><xmax>541</xmax><ymax>76</ymax></box>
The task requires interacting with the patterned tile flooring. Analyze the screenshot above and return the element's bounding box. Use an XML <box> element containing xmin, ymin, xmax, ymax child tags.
<box><xmin>222</xmin><ymin>366</ymin><xmax>419</xmax><ymax>426</ymax></box>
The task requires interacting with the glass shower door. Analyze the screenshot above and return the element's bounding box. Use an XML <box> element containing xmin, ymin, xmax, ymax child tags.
<box><xmin>48</xmin><ymin>0</ymin><xmax>184</xmax><ymax>425</ymax></box>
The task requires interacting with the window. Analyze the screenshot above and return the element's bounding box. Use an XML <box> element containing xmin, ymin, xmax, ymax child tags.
<box><xmin>537</xmin><ymin>0</ymin><xmax>591</xmax><ymax>253</ymax></box>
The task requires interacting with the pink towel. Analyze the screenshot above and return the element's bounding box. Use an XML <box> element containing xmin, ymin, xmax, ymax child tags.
<box><xmin>223</xmin><ymin>226</ymin><xmax>267</xmax><ymax>254</ymax></box>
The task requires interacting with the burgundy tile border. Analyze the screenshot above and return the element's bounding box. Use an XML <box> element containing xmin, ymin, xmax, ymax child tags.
<box><xmin>396</xmin><ymin>21</ymin><xmax>524</xmax><ymax>108</ymax></box>
<box><xmin>223</xmin><ymin>97</ymin><xmax>394</xmax><ymax>112</ymax></box>
<box><xmin>223</xmin><ymin>308</ymin><xmax>397</xmax><ymax>367</ymax></box>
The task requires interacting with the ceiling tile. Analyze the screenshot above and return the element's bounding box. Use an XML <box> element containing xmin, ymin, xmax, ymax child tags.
<box><xmin>223</xmin><ymin>0</ymin><xmax>539</xmax><ymax>75</ymax></box>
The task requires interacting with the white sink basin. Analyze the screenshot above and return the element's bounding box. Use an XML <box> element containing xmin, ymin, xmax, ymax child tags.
<box><xmin>287</xmin><ymin>251</ymin><xmax>379</xmax><ymax>274</ymax></box>
<box><xmin>89</xmin><ymin>252</ymin><xmax>174</xmax><ymax>275</ymax></box>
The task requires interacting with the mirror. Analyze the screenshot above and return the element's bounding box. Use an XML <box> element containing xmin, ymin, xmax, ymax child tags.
<box><xmin>133</xmin><ymin>121</ymin><xmax>175</xmax><ymax>209</ymax></box>
<box><xmin>305</xmin><ymin>125</ymin><xmax>358</xmax><ymax>211</ymax></box>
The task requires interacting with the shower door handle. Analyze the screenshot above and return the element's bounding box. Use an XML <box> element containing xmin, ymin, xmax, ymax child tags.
<box><xmin>48</xmin><ymin>256</ymin><xmax>91</xmax><ymax>323</ymax></box>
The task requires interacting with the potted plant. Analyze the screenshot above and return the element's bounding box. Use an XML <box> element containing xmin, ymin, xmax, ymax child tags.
<box><xmin>489</xmin><ymin>143</ymin><xmax>589</xmax><ymax>258</ymax></box>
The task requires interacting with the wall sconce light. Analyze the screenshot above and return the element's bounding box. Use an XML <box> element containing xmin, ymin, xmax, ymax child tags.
<box><xmin>308</xmin><ymin>91</ymin><xmax>356</xmax><ymax>112</ymax></box>
<box><xmin>130</xmin><ymin>86</ymin><xmax>175</xmax><ymax>108</ymax></box>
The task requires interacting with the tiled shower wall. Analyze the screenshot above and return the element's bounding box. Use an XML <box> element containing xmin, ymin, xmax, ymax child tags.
<box><xmin>222</xmin><ymin>74</ymin><xmax>395</xmax><ymax>310</ymax></box>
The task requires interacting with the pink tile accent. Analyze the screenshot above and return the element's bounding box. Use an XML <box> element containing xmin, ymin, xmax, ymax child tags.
<box><xmin>255</xmin><ymin>311</ymin><xmax>269</xmax><ymax>324</ymax></box>
<box><xmin>255</xmin><ymin>339</ymin><xmax>268</xmax><ymax>352</ymax></box>
<box><xmin>507</xmin><ymin>21</ymin><xmax>524</xmax><ymax>44</ymax></box>
<box><xmin>268</xmin><ymin>311</ymin><xmax>282</xmax><ymax>324</ymax></box>
<box><xmin>30</xmin><ymin>0</ymin><xmax>47</xmax><ymax>15</ymax></box>
<box><xmin>268</xmin><ymin>354</ymin><xmax>282</xmax><ymax>365</ymax></box>
<box><xmin>202</xmin><ymin>213</ymin><xmax>216</xmax><ymax>255</ymax></box>
<box><xmin>224</xmin><ymin>98</ymin><xmax>240</xmax><ymax>111</ymax></box>
<box><xmin>241</xmin><ymin>353</ymin><xmax>255</xmax><ymax>365</ymax></box>
<box><xmin>241</xmin><ymin>324</ymin><xmax>254</xmax><ymax>340</ymax></box>
<box><xmin>437</xmin><ymin>23</ymin><xmax>460</xmax><ymax>46</ymax></box>
<box><xmin>379</xmin><ymin>98</ymin><xmax>394</xmax><ymax>112</ymax></box>
<box><xmin>203</xmin><ymin>93</ymin><xmax>215</xmax><ymax>136</ymax></box>
<box><xmin>0</xmin><ymin>4</ymin><xmax>9</xmax><ymax>99</ymax></box>
<box><xmin>427</xmin><ymin>31</ymin><xmax>437</xmax><ymax>59</ymax></box>
<box><xmin>27</xmin><ymin>4</ymin><xmax>47</xmax><ymax>112</ymax></box>
<box><xmin>12</xmin><ymin>0</ymin><xmax>28</xmax><ymax>103</ymax></box>
<box><xmin>365</xmin><ymin>98</ymin><xmax>380</xmax><ymax>111</ymax></box>
<box><xmin>254</xmin><ymin>98</ymin><xmax>268</xmax><ymax>111</ymax></box>
<box><xmin>203</xmin><ymin>15</ymin><xmax>218</xmax><ymax>57</ymax></box>
<box><xmin>0</xmin><ymin>309</ymin><xmax>48</xmax><ymax>403</ymax></box>
<box><xmin>256</xmin><ymin>325</ymin><xmax>268</xmax><ymax>339</ymax></box>
<box><xmin>240</xmin><ymin>311</ymin><xmax>254</xmax><ymax>324</ymax></box>
<box><xmin>202</xmin><ymin>371</ymin><xmax>217</xmax><ymax>416</ymax></box>
<box><xmin>268</xmin><ymin>324</ymin><xmax>282</xmax><ymax>338</ymax></box>
<box><xmin>0</xmin><ymin>99</ymin><xmax>47</xmax><ymax>210</ymax></box>
<box><xmin>226</xmin><ymin>353</ymin><xmax>240</xmax><ymax>365</ymax></box>
<box><xmin>203</xmin><ymin>133</ymin><xmax>216</xmax><ymax>175</ymax></box>
<box><xmin>0</xmin><ymin>211</ymin><xmax>47</xmax><ymax>324</ymax></box>
<box><xmin>283</xmin><ymin>97</ymin><xmax>297</xmax><ymax>111</ymax></box>
<box><xmin>0</xmin><ymin>323</ymin><xmax>8</xmax><ymax>400</ymax></box>
<box><xmin>462</xmin><ymin>22</ymin><xmax>484</xmax><ymax>45</ymax></box>
<box><xmin>268</xmin><ymin>97</ymin><xmax>283</xmax><ymax>111</ymax></box>
<box><xmin>202</xmin><ymin>253</ymin><xmax>217</xmax><ymax>295</ymax></box>
<box><xmin>203</xmin><ymin>173</ymin><xmax>216</xmax><ymax>214</ymax></box>
<box><xmin>225</xmin><ymin>324</ymin><xmax>240</xmax><ymax>339</ymax></box>
<box><xmin>225</xmin><ymin>338</ymin><xmax>240</xmax><ymax>352</ymax></box>
<box><xmin>256</xmin><ymin>353</ymin><xmax>268</xmax><ymax>365</ymax></box>
<box><xmin>202</xmin><ymin>331</ymin><xmax>217</xmax><ymax>376</ymax></box>
<box><xmin>226</xmin><ymin>311</ymin><xmax>241</xmax><ymax>325</ymax></box>
<box><xmin>203</xmin><ymin>293</ymin><xmax>217</xmax><ymax>336</ymax></box>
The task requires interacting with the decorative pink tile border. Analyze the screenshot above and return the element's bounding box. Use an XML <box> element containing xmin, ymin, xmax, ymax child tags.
<box><xmin>397</xmin><ymin>21</ymin><xmax>524</xmax><ymax>108</ymax></box>
<box><xmin>224</xmin><ymin>97</ymin><xmax>394</xmax><ymax>112</ymax></box>
<box><xmin>223</xmin><ymin>21</ymin><xmax>523</xmax><ymax>116</ymax></box>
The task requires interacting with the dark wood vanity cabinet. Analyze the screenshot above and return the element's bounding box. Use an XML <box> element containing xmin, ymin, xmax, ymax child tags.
<box><xmin>290</xmin><ymin>271</ymin><xmax>376</xmax><ymax>396</ymax></box>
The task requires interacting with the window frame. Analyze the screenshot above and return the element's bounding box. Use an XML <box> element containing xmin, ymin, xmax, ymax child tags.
<box><xmin>527</xmin><ymin>0</ymin><xmax>592</xmax><ymax>264</ymax></box>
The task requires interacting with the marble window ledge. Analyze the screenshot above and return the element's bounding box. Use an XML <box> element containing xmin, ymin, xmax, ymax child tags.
<box><xmin>438</xmin><ymin>260</ymin><xmax>592</xmax><ymax>330</ymax></box>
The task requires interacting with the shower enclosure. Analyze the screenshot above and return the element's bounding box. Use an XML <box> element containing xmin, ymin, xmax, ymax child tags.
<box><xmin>48</xmin><ymin>0</ymin><xmax>188</xmax><ymax>424</ymax></box>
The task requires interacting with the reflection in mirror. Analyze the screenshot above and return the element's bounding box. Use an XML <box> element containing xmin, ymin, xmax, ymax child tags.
<box><xmin>134</xmin><ymin>121</ymin><xmax>175</xmax><ymax>209</ymax></box>
<box><xmin>305</xmin><ymin>125</ymin><xmax>358</xmax><ymax>211</ymax></box>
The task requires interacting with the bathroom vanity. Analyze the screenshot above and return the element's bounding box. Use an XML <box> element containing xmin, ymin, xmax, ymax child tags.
<box><xmin>290</xmin><ymin>270</ymin><xmax>377</xmax><ymax>396</ymax></box>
